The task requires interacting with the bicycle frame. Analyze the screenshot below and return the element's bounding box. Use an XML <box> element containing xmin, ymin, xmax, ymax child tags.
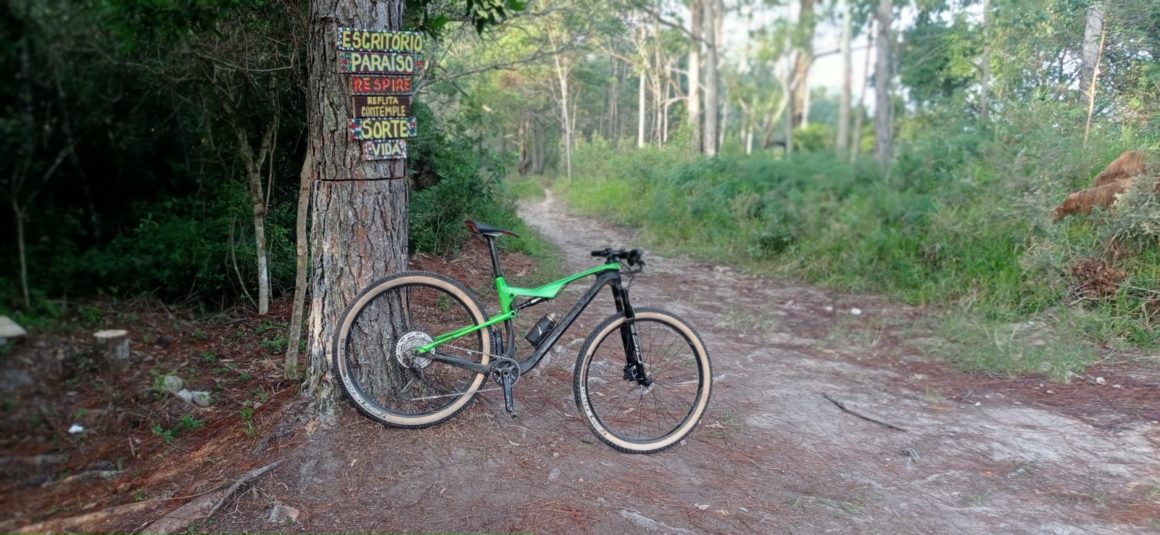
<box><xmin>415</xmin><ymin>260</ymin><xmax>637</xmax><ymax>375</ymax></box>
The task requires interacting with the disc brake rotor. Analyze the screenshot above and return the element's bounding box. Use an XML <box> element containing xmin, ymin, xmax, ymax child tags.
<box><xmin>396</xmin><ymin>331</ymin><xmax>434</xmax><ymax>369</ymax></box>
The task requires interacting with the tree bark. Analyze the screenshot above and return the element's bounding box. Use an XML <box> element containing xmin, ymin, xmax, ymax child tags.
<box><xmin>836</xmin><ymin>0</ymin><xmax>852</xmax><ymax>155</ymax></box>
<box><xmin>305</xmin><ymin>0</ymin><xmax>409</xmax><ymax>419</ymax></box>
<box><xmin>852</xmin><ymin>20</ymin><xmax>873</xmax><ymax>161</ymax></box>
<box><xmin>688</xmin><ymin>0</ymin><xmax>703</xmax><ymax>154</ymax></box>
<box><xmin>874</xmin><ymin>0</ymin><xmax>893</xmax><ymax>166</ymax></box>
<box><xmin>979</xmin><ymin>0</ymin><xmax>990</xmax><ymax>122</ymax></box>
<box><xmin>285</xmin><ymin>143</ymin><xmax>314</xmax><ymax>380</ymax></box>
<box><xmin>703</xmin><ymin>0</ymin><xmax>721</xmax><ymax>156</ymax></box>
<box><xmin>790</xmin><ymin>0</ymin><xmax>816</xmax><ymax>130</ymax></box>
<box><xmin>1079</xmin><ymin>2</ymin><xmax>1105</xmax><ymax>105</ymax></box>
<box><xmin>552</xmin><ymin>48</ymin><xmax>574</xmax><ymax>180</ymax></box>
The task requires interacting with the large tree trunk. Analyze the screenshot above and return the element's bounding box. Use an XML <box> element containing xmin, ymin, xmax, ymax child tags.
<box><xmin>836</xmin><ymin>0</ymin><xmax>852</xmax><ymax>155</ymax></box>
<box><xmin>305</xmin><ymin>0</ymin><xmax>409</xmax><ymax>419</ymax></box>
<box><xmin>703</xmin><ymin>0</ymin><xmax>721</xmax><ymax>156</ymax></box>
<box><xmin>873</xmin><ymin>0</ymin><xmax>893</xmax><ymax>166</ymax></box>
<box><xmin>688</xmin><ymin>0</ymin><xmax>703</xmax><ymax>154</ymax></box>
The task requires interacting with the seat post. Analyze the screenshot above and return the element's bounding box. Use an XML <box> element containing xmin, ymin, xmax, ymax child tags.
<box><xmin>485</xmin><ymin>236</ymin><xmax>504</xmax><ymax>278</ymax></box>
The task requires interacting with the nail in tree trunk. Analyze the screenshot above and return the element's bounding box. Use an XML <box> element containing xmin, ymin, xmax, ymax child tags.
<box><xmin>304</xmin><ymin>0</ymin><xmax>409</xmax><ymax>419</ymax></box>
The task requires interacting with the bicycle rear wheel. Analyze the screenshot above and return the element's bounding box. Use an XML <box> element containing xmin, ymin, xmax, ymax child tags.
<box><xmin>573</xmin><ymin>307</ymin><xmax>712</xmax><ymax>453</ymax></box>
<box><xmin>333</xmin><ymin>272</ymin><xmax>491</xmax><ymax>428</ymax></box>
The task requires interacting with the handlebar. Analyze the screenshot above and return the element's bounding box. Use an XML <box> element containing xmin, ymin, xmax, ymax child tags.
<box><xmin>591</xmin><ymin>248</ymin><xmax>644</xmax><ymax>269</ymax></box>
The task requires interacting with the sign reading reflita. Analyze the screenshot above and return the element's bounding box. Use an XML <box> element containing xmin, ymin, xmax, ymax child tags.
<box><xmin>335</xmin><ymin>27</ymin><xmax>424</xmax><ymax>165</ymax></box>
<box><xmin>352</xmin><ymin>95</ymin><xmax>411</xmax><ymax>118</ymax></box>
<box><xmin>363</xmin><ymin>139</ymin><xmax>408</xmax><ymax>160</ymax></box>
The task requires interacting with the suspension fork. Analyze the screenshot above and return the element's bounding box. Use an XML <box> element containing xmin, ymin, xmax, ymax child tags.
<box><xmin>611</xmin><ymin>280</ymin><xmax>652</xmax><ymax>386</ymax></box>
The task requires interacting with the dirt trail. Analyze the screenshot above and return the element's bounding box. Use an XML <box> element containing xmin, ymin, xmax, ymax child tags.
<box><xmin>212</xmin><ymin>192</ymin><xmax>1160</xmax><ymax>534</ymax></box>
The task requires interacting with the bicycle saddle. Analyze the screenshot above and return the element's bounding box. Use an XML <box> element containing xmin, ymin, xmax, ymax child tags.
<box><xmin>465</xmin><ymin>220</ymin><xmax>520</xmax><ymax>238</ymax></box>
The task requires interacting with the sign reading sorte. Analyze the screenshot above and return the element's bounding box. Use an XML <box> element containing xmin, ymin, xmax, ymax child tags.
<box><xmin>336</xmin><ymin>28</ymin><xmax>423</xmax><ymax>163</ymax></box>
<box><xmin>349</xmin><ymin>117</ymin><xmax>417</xmax><ymax>140</ymax></box>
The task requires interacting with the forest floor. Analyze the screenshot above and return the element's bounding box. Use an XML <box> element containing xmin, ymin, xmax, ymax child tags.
<box><xmin>3</xmin><ymin>192</ymin><xmax>1160</xmax><ymax>534</ymax></box>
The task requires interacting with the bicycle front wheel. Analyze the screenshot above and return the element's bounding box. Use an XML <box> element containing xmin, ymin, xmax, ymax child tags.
<box><xmin>333</xmin><ymin>272</ymin><xmax>491</xmax><ymax>428</ymax></box>
<box><xmin>573</xmin><ymin>308</ymin><xmax>712</xmax><ymax>453</ymax></box>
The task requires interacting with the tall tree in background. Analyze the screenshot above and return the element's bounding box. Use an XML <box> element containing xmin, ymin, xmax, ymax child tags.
<box><xmin>1079</xmin><ymin>1</ymin><xmax>1105</xmax><ymax>106</ymax></box>
<box><xmin>790</xmin><ymin>0</ymin><xmax>816</xmax><ymax>130</ymax></box>
<box><xmin>979</xmin><ymin>0</ymin><xmax>991</xmax><ymax>122</ymax></box>
<box><xmin>703</xmin><ymin>0</ymin><xmax>722</xmax><ymax>155</ymax></box>
<box><xmin>688</xmin><ymin>0</ymin><xmax>704</xmax><ymax>153</ymax></box>
<box><xmin>873</xmin><ymin>0</ymin><xmax>892</xmax><ymax>165</ymax></box>
<box><xmin>836</xmin><ymin>0</ymin><xmax>852</xmax><ymax>155</ymax></box>
<box><xmin>304</xmin><ymin>0</ymin><xmax>409</xmax><ymax>415</ymax></box>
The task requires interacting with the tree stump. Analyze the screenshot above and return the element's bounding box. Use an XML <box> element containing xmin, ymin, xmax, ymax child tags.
<box><xmin>93</xmin><ymin>330</ymin><xmax>130</xmax><ymax>368</ymax></box>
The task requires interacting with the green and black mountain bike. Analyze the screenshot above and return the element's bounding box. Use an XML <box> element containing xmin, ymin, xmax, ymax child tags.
<box><xmin>333</xmin><ymin>220</ymin><xmax>712</xmax><ymax>453</ymax></box>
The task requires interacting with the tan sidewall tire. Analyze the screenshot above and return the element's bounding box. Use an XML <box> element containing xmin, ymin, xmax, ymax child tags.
<box><xmin>575</xmin><ymin>309</ymin><xmax>712</xmax><ymax>453</ymax></box>
<box><xmin>334</xmin><ymin>272</ymin><xmax>491</xmax><ymax>428</ymax></box>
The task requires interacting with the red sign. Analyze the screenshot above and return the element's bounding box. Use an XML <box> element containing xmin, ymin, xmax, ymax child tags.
<box><xmin>363</xmin><ymin>139</ymin><xmax>408</xmax><ymax>160</ymax></box>
<box><xmin>350</xmin><ymin>75</ymin><xmax>413</xmax><ymax>95</ymax></box>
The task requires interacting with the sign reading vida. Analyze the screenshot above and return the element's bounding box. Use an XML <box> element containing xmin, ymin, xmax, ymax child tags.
<box><xmin>351</xmin><ymin>75</ymin><xmax>412</xmax><ymax>95</ymax></box>
<box><xmin>337</xmin><ymin>28</ymin><xmax>424</xmax><ymax>53</ymax></box>
<box><xmin>363</xmin><ymin>139</ymin><xmax>408</xmax><ymax>160</ymax></box>
<box><xmin>352</xmin><ymin>95</ymin><xmax>411</xmax><ymax>118</ymax></box>
<box><xmin>349</xmin><ymin>117</ymin><xmax>417</xmax><ymax>140</ymax></box>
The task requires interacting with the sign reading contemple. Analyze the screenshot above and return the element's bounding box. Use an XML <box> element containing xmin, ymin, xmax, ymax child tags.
<box><xmin>351</xmin><ymin>75</ymin><xmax>412</xmax><ymax>95</ymax></box>
<box><xmin>363</xmin><ymin>139</ymin><xmax>407</xmax><ymax>160</ymax></box>
<box><xmin>337</xmin><ymin>28</ymin><xmax>425</xmax><ymax>53</ymax></box>
<box><xmin>353</xmin><ymin>95</ymin><xmax>411</xmax><ymax>118</ymax></box>
<box><xmin>338</xmin><ymin>51</ymin><xmax>423</xmax><ymax>74</ymax></box>
<box><xmin>349</xmin><ymin>117</ymin><xmax>417</xmax><ymax>140</ymax></box>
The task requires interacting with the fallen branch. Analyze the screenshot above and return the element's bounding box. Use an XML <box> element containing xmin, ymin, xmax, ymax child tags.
<box><xmin>822</xmin><ymin>393</ymin><xmax>909</xmax><ymax>432</ymax></box>
<box><xmin>141</xmin><ymin>460</ymin><xmax>282</xmax><ymax>534</ymax></box>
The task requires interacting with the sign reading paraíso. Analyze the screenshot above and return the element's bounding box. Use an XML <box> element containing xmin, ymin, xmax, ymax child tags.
<box><xmin>338</xmin><ymin>51</ymin><xmax>423</xmax><ymax>74</ymax></box>
<box><xmin>352</xmin><ymin>95</ymin><xmax>411</xmax><ymax>119</ymax></box>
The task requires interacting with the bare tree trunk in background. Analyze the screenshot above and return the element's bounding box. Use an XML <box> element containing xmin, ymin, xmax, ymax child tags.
<box><xmin>607</xmin><ymin>57</ymin><xmax>620</xmax><ymax>141</ymax></box>
<box><xmin>638</xmin><ymin>69</ymin><xmax>647</xmax><ymax>147</ymax></box>
<box><xmin>703</xmin><ymin>0</ymin><xmax>721</xmax><ymax>156</ymax></box>
<box><xmin>236</xmin><ymin>115</ymin><xmax>276</xmax><ymax>316</ymax></box>
<box><xmin>852</xmin><ymin>20</ymin><xmax>873</xmax><ymax>161</ymax></box>
<box><xmin>874</xmin><ymin>0</ymin><xmax>893</xmax><ymax>166</ymax></box>
<box><xmin>1083</xmin><ymin>24</ymin><xmax>1107</xmax><ymax>147</ymax></box>
<box><xmin>305</xmin><ymin>0</ymin><xmax>409</xmax><ymax>419</ymax></box>
<box><xmin>552</xmin><ymin>47</ymin><xmax>574</xmax><ymax>180</ymax></box>
<box><xmin>285</xmin><ymin>143</ymin><xmax>314</xmax><ymax>380</ymax></box>
<box><xmin>979</xmin><ymin>0</ymin><xmax>991</xmax><ymax>122</ymax></box>
<box><xmin>688</xmin><ymin>0</ymin><xmax>703</xmax><ymax>154</ymax></box>
<box><xmin>836</xmin><ymin>0</ymin><xmax>851</xmax><ymax>155</ymax></box>
<box><xmin>1079</xmin><ymin>2</ymin><xmax>1105</xmax><ymax>106</ymax></box>
<box><xmin>790</xmin><ymin>0</ymin><xmax>815</xmax><ymax>130</ymax></box>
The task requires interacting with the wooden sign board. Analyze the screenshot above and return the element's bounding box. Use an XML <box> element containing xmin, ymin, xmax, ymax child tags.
<box><xmin>363</xmin><ymin>139</ymin><xmax>408</xmax><ymax>160</ymax></box>
<box><xmin>350</xmin><ymin>75</ymin><xmax>413</xmax><ymax>95</ymax></box>
<box><xmin>349</xmin><ymin>117</ymin><xmax>417</xmax><ymax>140</ymax></box>
<box><xmin>352</xmin><ymin>95</ymin><xmax>411</xmax><ymax>118</ymax></box>
<box><xmin>338</xmin><ymin>52</ymin><xmax>423</xmax><ymax>74</ymax></box>
<box><xmin>337</xmin><ymin>28</ymin><xmax>425</xmax><ymax>53</ymax></box>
